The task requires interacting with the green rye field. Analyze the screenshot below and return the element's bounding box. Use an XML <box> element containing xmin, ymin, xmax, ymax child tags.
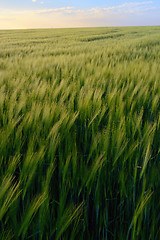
<box><xmin>0</xmin><ymin>26</ymin><xmax>160</xmax><ymax>239</ymax></box>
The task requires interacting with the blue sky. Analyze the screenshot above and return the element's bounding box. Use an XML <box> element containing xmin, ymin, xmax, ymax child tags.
<box><xmin>0</xmin><ymin>0</ymin><xmax>160</xmax><ymax>29</ymax></box>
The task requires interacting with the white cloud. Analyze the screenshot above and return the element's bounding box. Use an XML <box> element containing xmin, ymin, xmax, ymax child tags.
<box><xmin>89</xmin><ymin>1</ymin><xmax>153</xmax><ymax>14</ymax></box>
<box><xmin>34</xmin><ymin>7</ymin><xmax>74</xmax><ymax>14</ymax></box>
<box><xmin>30</xmin><ymin>1</ymin><xmax>154</xmax><ymax>16</ymax></box>
<box><xmin>23</xmin><ymin>1</ymin><xmax>154</xmax><ymax>16</ymax></box>
<box><xmin>0</xmin><ymin>1</ymin><xmax>159</xmax><ymax>29</ymax></box>
<box><xmin>118</xmin><ymin>1</ymin><xmax>152</xmax><ymax>8</ymax></box>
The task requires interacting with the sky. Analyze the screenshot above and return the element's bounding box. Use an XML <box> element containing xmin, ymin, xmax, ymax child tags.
<box><xmin>0</xmin><ymin>0</ymin><xmax>160</xmax><ymax>29</ymax></box>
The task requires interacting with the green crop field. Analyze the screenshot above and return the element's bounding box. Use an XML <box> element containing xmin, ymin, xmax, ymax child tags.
<box><xmin>0</xmin><ymin>26</ymin><xmax>160</xmax><ymax>240</ymax></box>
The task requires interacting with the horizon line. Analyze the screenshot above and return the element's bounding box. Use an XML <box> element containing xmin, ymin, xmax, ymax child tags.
<box><xmin>0</xmin><ymin>24</ymin><xmax>160</xmax><ymax>31</ymax></box>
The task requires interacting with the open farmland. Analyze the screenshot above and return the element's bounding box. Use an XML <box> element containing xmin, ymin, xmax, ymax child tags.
<box><xmin>0</xmin><ymin>26</ymin><xmax>160</xmax><ymax>239</ymax></box>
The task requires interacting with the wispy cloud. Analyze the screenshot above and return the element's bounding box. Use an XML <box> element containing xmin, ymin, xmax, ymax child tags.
<box><xmin>114</xmin><ymin>1</ymin><xmax>153</xmax><ymax>8</ymax></box>
<box><xmin>26</xmin><ymin>1</ymin><xmax>154</xmax><ymax>17</ymax></box>
<box><xmin>0</xmin><ymin>1</ymin><xmax>159</xmax><ymax>29</ymax></box>
<box><xmin>89</xmin><ymin>1</ymin><xmax>153</xmax><ymax>14</ymax></box>
<box><xmin>35</xmin><ymin>7</ymin><xmax>74</xmax><ymax>14</ymax></box>
<box><xmin>15</xmin><ymin>1</ymin><xmax>153</xmax><ymax>16</ymax></box>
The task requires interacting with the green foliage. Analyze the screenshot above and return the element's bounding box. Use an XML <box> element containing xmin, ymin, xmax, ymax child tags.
<box><xmin>0</xmin><ymin>26</ymin><xmax>160</xmax><ymax>239</ymax></box>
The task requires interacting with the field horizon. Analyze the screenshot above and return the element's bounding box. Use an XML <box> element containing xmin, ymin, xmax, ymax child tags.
<box><xmin>1</xmin><ymin>24</ymin><xmax>160</xmax><ymax>31</ymax></box>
